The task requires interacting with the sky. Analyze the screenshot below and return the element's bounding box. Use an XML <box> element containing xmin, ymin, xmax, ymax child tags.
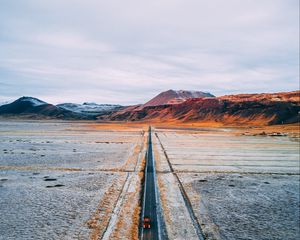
<box><xmin>0</xmin><ymin>0</ymin><xmax>299</xmax><ymax>105</ymax></box>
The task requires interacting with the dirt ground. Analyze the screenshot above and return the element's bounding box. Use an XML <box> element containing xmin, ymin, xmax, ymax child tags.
<box><xmin>154</xmin><ymin>127</ymin><xmax>299</xmax><ymax>240</ymax></box>
<box><xmin>1</xmin><ymin>120</ymin><xmax>299</xmax><ymax>240</ymax></box>
<box><xmin>0</xmin><ymin>120</ymin><xmax>146</xmax><ymax>240</ymax></box>
<box><xmin>180</xmin><ymin>173</ymin><xmax>300</xmax><ymax>240</ymax></box>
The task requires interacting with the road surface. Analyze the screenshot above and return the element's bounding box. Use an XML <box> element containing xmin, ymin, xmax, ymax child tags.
<box><xmin>141</xmin><ymin>127</ymin><xmax>160</xmax><ymax>240</ymax></box>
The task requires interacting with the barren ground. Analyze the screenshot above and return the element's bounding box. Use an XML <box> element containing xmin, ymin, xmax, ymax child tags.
<box><xmin>154</xmin><ymin>128</ymin><xmax>299</xmax><ymax>240</ymax></box>
<box><xmin>0</xmin><ymin>120</ymin><xmax>299</xmax><ymax>240</ymax></box>
<box><xmin>0</xmin><ymin>120</ymin><xmax>146</xmax><ymax>240</ymax></box>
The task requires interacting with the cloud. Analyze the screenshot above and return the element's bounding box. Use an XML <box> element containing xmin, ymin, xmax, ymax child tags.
<box><xmin>0</xmin><ymin>0</ymin><xmax>298</xmax><ymax>104</ymax></box>
<box><xmin>31</xmin><ymin>33</ymin><xmax>113</xmax><ymax>52</ymax></box>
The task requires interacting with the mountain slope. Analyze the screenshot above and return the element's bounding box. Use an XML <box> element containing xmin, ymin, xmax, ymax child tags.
<box><xmin>106</xmin><ymin>91</ymin><xmax>300</xmax><ymax>125</ymax></box>
<box><xmin>1</xmin><ymin>91</ymin><xmax>299</xmax><ymax>125</ymax></box>
<box><xmin>57</xmin><ymin>102</ymin><xmax>122</xmax><ymax>115</ymax></box>
<box><xmin>143</xmin><ymin>89</ymin><xmax>214</xmax><ymax>107</ymax></box>
<box><xmin>0</xmin><ymin>97</ymin><xmax>47</xmax><ymax>114</ymax></box>
<box><xmin>0</xmin><ymin>97</ymin><xmax>91</xmax><ymax>119</ymax></box>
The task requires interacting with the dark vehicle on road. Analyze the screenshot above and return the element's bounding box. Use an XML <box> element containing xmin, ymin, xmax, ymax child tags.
<box><xmin>143</xmin><ymin>216</ymin><xmax>151</xmax><ymax>229</ymax></box>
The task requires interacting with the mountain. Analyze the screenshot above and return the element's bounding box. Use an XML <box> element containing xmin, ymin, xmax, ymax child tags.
<box><xmin>0</xmin><ymin>97</ymin><xmax>47</xmax><ymax>114</ymax></box>
<box><xmin>0</xmin><ymin>101</ymin><xmax>13</xmax><ymax>106</ymax></box>
<box><xmin>57</xmin><ymin>102</ymin><xmax>122</xmax><ymax>115</ymax></box>
<box><xmin>143</xmin><ymin>90</ymin><xmax>214</xmax><ymax>107</ymax></box>
<box><xmin>105</xmin><ymin>91</ymin><xmax>300</xmax><ymax>125</ymax></box>
<box><xmin>1</xmin><ymin>91</ymin><xmax>299</xmax><ymax>125</ymax></box>
<box><xmin>0</xmin><ymin>97</ymin><xmax>90</xmax><ymax>119</ymax></box>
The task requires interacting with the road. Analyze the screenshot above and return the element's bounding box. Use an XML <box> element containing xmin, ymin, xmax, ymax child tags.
<box><xmin>141</xmin><ymin>127</ymin><xmax>160</xmax><ymax>240</ymax></box>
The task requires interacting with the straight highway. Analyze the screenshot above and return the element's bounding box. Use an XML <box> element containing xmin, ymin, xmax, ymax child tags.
<box><xmin>141</xmin><ymin>127</ymin><xmax>161</xmax><ymax>240</ymax></box>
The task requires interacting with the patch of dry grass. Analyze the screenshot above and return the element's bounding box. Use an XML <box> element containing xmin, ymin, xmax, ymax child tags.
<box><xmin>0</xmin><ymin>165</ymin><xmax>83</xmax><ymax>171</ymax></box>
<box><xmin>86</xmin><ymin>173</ymin><xmax>127</xmax><ymax>240</ymax></box>
<box><xmin>86</xmin><ymin>134</ymin><xmax>147</xmax><ymax>240</ymax></box>
<box><xmin>108</xmin><ymin>157</ymin><xmax>145</xmax><ymax>239</ymax></box>
<box><xmin>85</xmin><ymin>122</ymin><xmax>149</xmax><ymax>131</ymax></box>
<box><xmin>121</xmin><ymin>133</ymin><xmax>145</xmax><ymax>172</ymax></box>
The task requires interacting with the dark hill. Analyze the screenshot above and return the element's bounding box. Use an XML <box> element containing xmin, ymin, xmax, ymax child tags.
<box><xmin>0</xmin><ymin>97</ymin><xmax>92</xmax><ymax>119</ymax></box>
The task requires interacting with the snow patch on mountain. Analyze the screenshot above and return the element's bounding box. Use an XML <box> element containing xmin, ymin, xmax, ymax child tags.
<box><xmin>175</xmin><ymin>90</ymin><xmax>213</xmax><ymax>99</ymax></box>
<box><xmin>0</xmin><ymin>101</ymin><xmax>13</xmax><ymax>106</ymax></box>
<box><xmin>57</xmin><ymin>102</ymin><xmax>121</xmax><ymax>114</ymax></box>
<box><xmin>144</xmin><ymin>89</ymin><xmax>215</xmax><ymax>107</ymax></box>
<box><xmin>19</xmin><ymin>97</ymin><xmax>47</xmax><ymax>106</ymax></box>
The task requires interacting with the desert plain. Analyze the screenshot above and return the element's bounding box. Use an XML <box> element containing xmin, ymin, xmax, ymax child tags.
<box><xmin>0</xmin><ymin>120</ymin><xmax>299</xmax><ymax>240</ymax></box>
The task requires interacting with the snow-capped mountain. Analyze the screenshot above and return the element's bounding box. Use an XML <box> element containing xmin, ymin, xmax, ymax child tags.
<box><xmin>0</xmin><ymin>96</ymin><xmax>123</xmax><ymax>119</ymax></box>
<box><xmin>0</xmin><ymin>96</ymin><xmax>92</xmax><ymax>119</ymax></box>
<box><xmin>57</xmin><ymin>102</ymin><xmax>122</xmax><ymax>114</ymax></box>
<box><xmin>0</xmin><ymin>101</ymin><xmax>13</xmax><ymax>106</ymax></box>
<box><xmin>19</xmin><ymin>97</ymin><xmax>47</xmax><ymax>106</ymax></box>
<box><xmin>0</xmin><ymin>90</ymin><xmax>299</xmax><ymax>125</ymax></box>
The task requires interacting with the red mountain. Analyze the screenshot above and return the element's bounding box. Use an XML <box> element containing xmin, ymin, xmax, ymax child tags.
<box><xmin>143</xmin><ymin>90</ymin><xmax>214</xmax><ymax>107</ymax></box>
<box><xmin>105</xmin><ymin>91</ymin><xmax>300</xmax><ymax>125</ymax></box>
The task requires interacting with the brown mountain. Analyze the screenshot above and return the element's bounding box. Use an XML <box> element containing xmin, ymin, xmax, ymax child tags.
<box><xmin>105</xmin><ymin>91</ymin><xmax>300</xmax><ymax>125</ymax></box>
<box><xmin>143</xmin><ymin>89</ymin><xmax>214</xmax><ymax>107</ymax></box>
<box><xmin>2</xmin><ymin>91</ymin><xmax>299</xmax><ymax>125</ymax></box>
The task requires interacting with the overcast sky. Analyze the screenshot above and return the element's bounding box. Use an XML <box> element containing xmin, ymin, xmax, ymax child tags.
<box><xmin>0</xmin><ymin>0</ymin><xmax>299</xmax><ymax>104</ymax></box>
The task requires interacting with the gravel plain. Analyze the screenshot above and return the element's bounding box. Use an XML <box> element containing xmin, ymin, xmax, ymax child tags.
<box><xmin>0</xmin><ymin>120</ymin><xmax>143</xmax><ymax>240</ymax></box>
<box><xmin>1</xmin><ymin>121</ymin><xmax>299</xmax><ymax>240</ymax></box>
<box><xmin>155</xmin><ymin>128</ymin><xmax>300</xmax><ymax>240</ymax></box>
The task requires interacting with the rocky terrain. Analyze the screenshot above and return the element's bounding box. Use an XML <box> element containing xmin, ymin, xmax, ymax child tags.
<box><xmin>57</xmin><ymin>102</ymin><xmax>122</xmax><ymax>115</ymax></box>
<box><xmin>143</xmin><ymin>89</ymin><xmax>214</xmax><ymax>107</ymax></box>
<box><xmin>1</xmin><ymin>91</ymin><xmax>299</xmax><ymax>126</ymax></box>
<box><xmin>106</xmin><ymin>91</ymin><xmax>300</xmax><ymax>125</ymax></box>
<box><xmin>0</xmin><ymin>121</ymin><xmax>145</xmax><ymax>240</ymax></box>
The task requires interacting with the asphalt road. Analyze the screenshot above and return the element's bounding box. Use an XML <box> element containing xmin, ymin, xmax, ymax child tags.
<box><xmin>142</xmin><ymin>127</ymin><xmax>160</xmax><ymax>240</ymax></box>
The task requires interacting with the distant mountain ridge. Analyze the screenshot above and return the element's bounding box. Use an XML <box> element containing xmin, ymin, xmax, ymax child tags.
<box><xmin>0</xmin><ymin>96</ymin><xmax>89</xmax><ymax>119</ymax></box>
<box><xmin>106</xmin><ymin>91</ymin><xmax>300</xmax><ymax>125</ymax></box>
<box><xmin>0</xmin><ymin>97</ymin><xmax>47</xmax><ymax>114</ymax></box>
<box><xmin>0</xmin><ymin>97</ymin><xmax>124</xmax><ymax>119</ymax></box>
<box><xmin>57</xmin><ymin>102</ymin><xmax>122</xmax><ymax>115</ymax></box>
<box><xmin>0</xmin><ymin>90</ymin><xmax>299</xmax><ymax>126</ymax></box>
<box><xmin>144</xmin><ymin>89</ymin><xmax>214</xmax><ymax>107</ymax></box>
